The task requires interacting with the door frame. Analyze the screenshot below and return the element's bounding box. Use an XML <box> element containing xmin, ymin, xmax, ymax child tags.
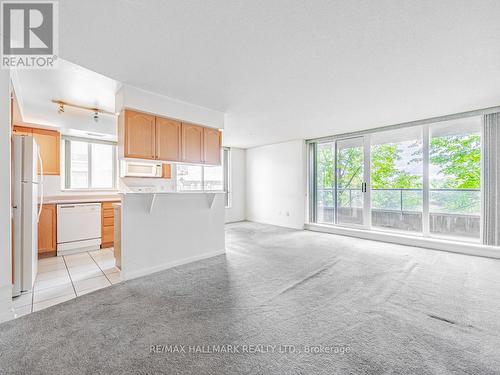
<box><xmin>333</xmin><ymin>135</ymin><xmax>371</xmax><ymax>230</ymax></box>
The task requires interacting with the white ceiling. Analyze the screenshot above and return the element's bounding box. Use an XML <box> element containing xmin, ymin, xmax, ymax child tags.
<box><xmin>13</xmin><ymin>59</ymin><xmax>120</xmax><ymax>140</ymax></box>
<box><xmin>25</xmin><ymin>1</ymin><xmax>500</xmax><ymax>148</ymax></box>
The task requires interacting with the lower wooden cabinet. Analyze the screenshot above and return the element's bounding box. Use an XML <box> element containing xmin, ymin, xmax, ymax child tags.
<box><xmin>101</xmin><ymin>202</ymin><xmax>118</xmax><ymax>248</ymax></box>
<box><xmin>37</xmin><ymin>201</ymin><xmax>120</xmax><ymax>256</ymax></box>
<box><xmin>38</xmin><ymin>204</ymin><xmax>56</xmax><ymax>258</ymax></box>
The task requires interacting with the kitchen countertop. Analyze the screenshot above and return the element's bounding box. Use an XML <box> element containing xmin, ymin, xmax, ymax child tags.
<box><xmin>119</xmin><ymin>191</ymin><xmax>226</xmax><ymax>195</ymax></box>
<box><xmin>41</xmin><ymin>194</ymin><xmax>121</xmax><ymax>204</ymax></box>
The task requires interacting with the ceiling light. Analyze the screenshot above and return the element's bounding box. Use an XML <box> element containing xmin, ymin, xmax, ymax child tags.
<box><xmin>51</xmin><ymin>99</ymin><xmax>118</xmax><ymax>118</ymax></box>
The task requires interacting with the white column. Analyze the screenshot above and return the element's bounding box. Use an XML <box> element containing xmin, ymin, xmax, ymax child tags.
<box><xmin>422</xmin><ymin>125</ymin><xmax>430</xmax><ymax>236</ymax></box>
<box><xmin>363</xmin><ymin>135</ymin><xmax>371</xmax><ymax>229</ymax></box>
<box><xmin>0</xmin><ymin>69</ymin><xmax>13</xmax><ymax>322</ymax></box>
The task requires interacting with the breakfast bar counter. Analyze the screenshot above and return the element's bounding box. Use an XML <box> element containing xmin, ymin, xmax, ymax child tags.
<box><xmin>117</xmin><ymin>192</ymin><xmax>226</xmax><ymax>280</ymax></box>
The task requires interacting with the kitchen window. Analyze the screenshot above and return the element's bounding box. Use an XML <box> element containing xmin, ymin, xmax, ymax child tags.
<box><xmin>176</xmin><ymin>147</ymin><xmax>231</xmax><ymax>207</ymax></box>
<box><xmin>62</xmin><ymin>137</ymin><xmax>117</xmax><ymax>190</ymax></box>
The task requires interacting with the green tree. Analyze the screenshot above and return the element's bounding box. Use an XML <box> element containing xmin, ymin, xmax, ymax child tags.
<box><xmin>429</xmin><ymin>134</ymin><xmax>480</xmax><ymax>213</ymax></box>
<box><xmin>429</xmin><ymin>135</ymin><xmax>480</xmax><ymax>189</ymax></box>
<box><xmin>371</xmin><ymin>144</ymin><xmax>421</xmax><ymax>189</ymax></box>
<box><xmin>315</xmin><ymin>134</ymin><xmax>480</xmax><ymax>214</ymax></box>
<box><xmin>317</xmin><ymin>142</ymin><xmax>421</xmax><ymax>208</ymax></box>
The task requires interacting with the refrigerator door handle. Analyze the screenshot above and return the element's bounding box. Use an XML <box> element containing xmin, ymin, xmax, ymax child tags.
<box><xmin>37</xmin><ymin>148</ymin><xmax>44</xmax><ymax>223</ymax></box>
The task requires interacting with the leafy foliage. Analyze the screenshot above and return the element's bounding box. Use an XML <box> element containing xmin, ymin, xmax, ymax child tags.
<box><xmin>429</xmin><ymin>135</ymin><xmax>480</xmax><ymax>189</ymax></box>
<box><xmin>315</xmin><ymin>133</ymin><xmax>480</xmax><ymax>214</ymax></box>
<box><xmin>371</xmin><ymin>144</ymin><xmax>421</xmax><ymax>189</ymax></box>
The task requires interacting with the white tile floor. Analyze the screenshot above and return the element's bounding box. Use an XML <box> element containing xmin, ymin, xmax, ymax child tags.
<box><xmin>12</xmin><ymin>248</ymin><xmax>122</xmax><ymax>318</ymax></box>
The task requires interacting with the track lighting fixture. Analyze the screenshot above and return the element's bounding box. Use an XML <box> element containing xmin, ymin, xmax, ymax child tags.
<box><xmin>51</xmin><ymin>100</ymin><xmax>117</xmax><ymax>121</ymax></box>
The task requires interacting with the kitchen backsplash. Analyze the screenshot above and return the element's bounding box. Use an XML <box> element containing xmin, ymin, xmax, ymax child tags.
<box><xmin>41</xmin><ymin>172</ymin><xmax>175</xmax><ymax>197</ymax></box>
<box><xmin>41</xmin><ymin>175</ymin><xmax>119</xmax><ymax>197</ymax></box>
<box><xmin>119</xmin><ymin>177</ymin><xmax>175</xmax><ymax>192</ymax></box>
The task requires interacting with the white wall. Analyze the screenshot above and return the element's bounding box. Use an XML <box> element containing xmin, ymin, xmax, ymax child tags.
<box><xmin>0</xmin><ymin>71</ymin><xmax>13</xmax><ymax>322</ymax></box>
<box><xmin>42</xmin><ymin>175</ymin><xmax>121</xmax><ymax>198</ymax></box>
<box><xmin>119</xmin><ymin>176</ymin><xmax>175</xmax><ymax>193</ymax></box>
<box><xmin>225</xmin><ymin>148</ymin><xmax>246</xmax><ymax>223</ymax></box>
<box><xmin>116</xmin><ymin>85</ymin><xmax>225</xmax><ymax>130</ymax></box>
<box><xmin>121</xmin><ymin>193</ymin><xmax>225</xmax><ymax>280</ymax></box>
<box><xmin>246</xmin><ymin>140</ymin><xmax>307</xmax><ymax>229</ymax></box>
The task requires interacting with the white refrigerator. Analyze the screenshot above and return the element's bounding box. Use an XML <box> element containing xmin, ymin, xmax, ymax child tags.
<box><xmin>12</xmin><ymin>135</ymin><xmax>43</xmax><ymax>297</ymax></box>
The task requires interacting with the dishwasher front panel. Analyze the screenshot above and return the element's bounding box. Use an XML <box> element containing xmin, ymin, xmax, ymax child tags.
<box><xmin>57</xmin><ymin>203</ymin><xmax>102</xmax><ymax>244</ymax></box>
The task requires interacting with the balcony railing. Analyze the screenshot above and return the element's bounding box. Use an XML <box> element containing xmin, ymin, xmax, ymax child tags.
<box><xmin>316</xmin><ymin>188</ymin><xmax>481</xmax><ymax>238</ymax></box>
<box><xmin>317</xmin><ymin>188</ymin><xmax>480</xmax><ymax>215</ymax></box>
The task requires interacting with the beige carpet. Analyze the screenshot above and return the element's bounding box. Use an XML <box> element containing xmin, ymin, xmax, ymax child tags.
<box><xmin>1</xmin><ymin>221</ymin><xmax>500</xmax><ymax>374</ymax></box>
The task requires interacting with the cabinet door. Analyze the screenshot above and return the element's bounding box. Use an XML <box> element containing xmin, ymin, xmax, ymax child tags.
<box><xmin>203</xmin><ymin>128</ymin><xmax>222</xmax><ymax>165</ymax></box>
<box><xmin>38</xmin><ymin>204</ymin><xmax>56</xmax><ymax>255</ymax></box>
<box><xmin>162</xmin><ymin>164</ymin><xmax>171</xmax><ymax>179</ymax></box>
<box><xmin>124</xmin><ymin>110</ymin><xmax>156</xmax><ymax>159</ymax></box>
<box><xmin>12</xmin><ymin>126</ymin><xmax>33</xmax><ymax>136</ymax></box>
<box><xmin>156</xmin><ymin>117</ymin><xmax>181</xmax><ymax>161</ymax></box>
<box><xmin>32</xmin><ymin>129</ymin><xmax>60</xmax><ymax>175</ymax></box>
<box><xmin>181</xmin><ymin>123</ymin><xmax>204</xmax><ymax>163</ymax></box>
<box><xmin>101</xmin><ymin>202</ymin><xmax>117</xmax><ymax>248</ymax></box>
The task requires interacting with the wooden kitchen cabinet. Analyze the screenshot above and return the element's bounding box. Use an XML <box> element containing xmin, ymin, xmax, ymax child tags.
<box><xmin>13</xmin><ymin>126</ymin><xmax>60</xmax><ymax>175</ymax></box>
<box><xmin>156</xmin><ymin>117</ymin><xmax>181</xmax><ymax>161</ymax></box>
<box><xmin>204</xmin><ymin>127</ymin><xmax>222</xmax><ymax>165</ymax></box>
<box><xmin>181</xmin><ymin>123</ymin><xmax>204</xmax><ymax>163</ymax></box>
<box><xmin>38</xmin><ymin>204</ymin><xmax>56</xmax><ymax>258</ymax></box>
<box><xmin>118</xmin><ymin>109</ymin><xmax>222</xmax><ymax>165</ymax></box>
<box><xmin>123</xmin><ymin>110</ymin><xmax>156</xmax><ymax>159</ymax></box>
<box><xmin>162</xmin><ymin>164</ymin><xmax>171</xmax><ymax>179</ymax></box>
<box><xmin>101</xmin><ymin>202</ymin><xmax>119</xmax><ymax>248</ymax></box>
<box><xmin>32</xmin><ymin>128</ymin><xmax>60</xmax><ymax>175</ymax></box>
<box><xmin>12</xmin><ymin>126</ymin><xmax>32</xmax><ymax>136</ymax></box>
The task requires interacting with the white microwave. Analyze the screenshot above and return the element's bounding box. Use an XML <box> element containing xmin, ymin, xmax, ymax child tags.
<box><xmin>120</xmin><ymin>160</ymin><xmax>163</xmax><ymax>178</ymax></box>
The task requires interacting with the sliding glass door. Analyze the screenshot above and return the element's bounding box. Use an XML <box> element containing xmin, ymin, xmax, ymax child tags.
<box><xmin>370</xmin><ymin>127</ymin><xmax>423</xmax><ymax>233</ymax></box>
<box><xmin>315</xmin><ymin>141</ymin><xmax>335</xmax><ymax>224</ymax></box>
<box><xmin>336</xmin><ymin>137</ymin><xmax>367</xmax><ymax>227</ymax></box>
<box><xmin>309</xmin><ymin>114</ymin><xmax>482</xmax><ymax>244</ymax></box>
<box><xmin>429</xmin><ymin>118</ymin><xmax>481</xmax><ymax>241</ymax></box>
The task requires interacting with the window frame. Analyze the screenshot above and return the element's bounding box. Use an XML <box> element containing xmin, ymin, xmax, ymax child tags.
<box><xmin>223</xmin><ymin>147</ymin><xmax>231</xmax><ymax>208</ymax></box>
<box><xmin>308</xmin><ymin>116</ymin><xmax>483</xmax><ymax>243</ymax></box>
<box><xmin>175</xmin><ymin>147</ymin><xmax>231</xmax><ymax>208</ymax></box>
<box><xmin>62</xmin><ymin>136</ymin><xmax>118</xmax><ymax>191</ymax></box>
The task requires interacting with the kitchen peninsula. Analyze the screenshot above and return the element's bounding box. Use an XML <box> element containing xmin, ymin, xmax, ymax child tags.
<box><xmin>116</xmin><ymin>191</ymin><xmax>226</xmax><ymax>280</ymax></box>
<box><xmin>115</xmin><ymin>88</ymin><xmax>227</xmax><ymax>280</ymax></box>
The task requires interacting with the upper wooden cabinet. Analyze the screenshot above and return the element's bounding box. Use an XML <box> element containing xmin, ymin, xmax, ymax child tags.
<box><xmin>156</xmin><ymin>117</ymin><xmax>181</xmax><ymax>161</ymax></box>
<box><xmin>118</xmin><ymin>109</ymin><xmax>222</xmax><ymax>165</ymax></box>
<box><xmin>12</xmin><ymin>126</ymin><xmax>32</xmax><ymax>136</ymax></box>
<box><xmin>181</xmin><ymin>123</ymin><xmax>204</xmax><ymax>163</ymax></box>
<box><xmin>32</xmin><ymin>129</ymin><xmax>60</xmax><ymax>175</ymax></box>
<box><xmin>204</xmin><ymin>127</ymin><xmax>222</xmax><ymax>165</ymax></box>
<box><xmin>124</xmin><ymin>110</ymin><xmax>156</xmax><ymax>159</ymax></box>
<box><xmin>13</xmin><ymin>126</ymin><xmax>60</xmax><ymax>175</ymax></box>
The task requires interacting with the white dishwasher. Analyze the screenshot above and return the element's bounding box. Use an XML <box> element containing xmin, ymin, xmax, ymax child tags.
<box><xmin>57</xmin><ymin>203</ymin><xmax>102</xmax><ymax>255</ymax></box>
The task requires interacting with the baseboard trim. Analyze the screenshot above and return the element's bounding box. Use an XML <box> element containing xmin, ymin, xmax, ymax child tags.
<box><xmin>121</xmin><ymin>249</ymin><xmax>226</xmax><ymax>281</ymax></box>
<box><xmin>306</xmin><ymin>223</ymin><xmax>500</xmax><ymax>259</ymax></box>
<box><xmin>245</xmin><ymin>219</ymin><xmax>304</xmax><ymax>230</ymax></box>
<box><xmin>0</xmin><ymin>285</ymin><xmax>15</xmax><ymax>323</ymax></box>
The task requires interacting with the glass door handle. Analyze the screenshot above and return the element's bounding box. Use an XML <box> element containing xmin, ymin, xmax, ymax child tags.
<box><xmin>361</xmin><ymin>182</ymin><xmax>367</xmax><ymax>193</ymax></box>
